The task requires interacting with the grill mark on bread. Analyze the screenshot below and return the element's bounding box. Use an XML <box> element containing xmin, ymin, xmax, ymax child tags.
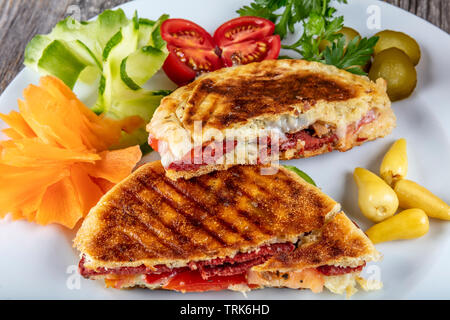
<box><xmin>216</xmin><ymin>174</ymin><xmax>276</xmax><ymax>235</ymax></box>
<box><xmin>234</xmin><ymin>166</ymin><xmax>329</xmax><ymax>231</ymax></box>
<box><xmin>93</xmin><ymin>231</ymin><xmax>153</xmax><ymax>262</ymax></box>
<box><xmin>194</xmin><ymin>177</ymin><xmax>274</xmax><ymax>236</ymax></box>
<box><xmin>92</xmin><ymin>207</ymin><xmax>170</xmax><ymax>261</ymax></box>
<box><xmin>75</xmin><ymin>162</ymin><xmax>348</xmax><ymax>266</ymax></box>
<box><xmin>124</xmin><ymin>192</ymin><xmax>191</xmax><ymax>257</ymax></box>
<box><xmin>118</xmin><ymin>228</ymin><xmax>162</xmax><ymax>258</ymax></box>
<box><xmin>233</xmin><ymin>166</ymin><xmax>293</xmax><ymax>204</ymax></box>
<box><xmin>110</xmin><ymin>190</ymin><xmax>188</xmax><ymax>257</ymax></box>
<box><xmin>134</xmin><ymin>183</ymin><xmax>208</xmax><ymax>252</ymax></box>
<box><xmin>184</xmin><ymin>73</ymin><xmax>356</xmax><ymax>128</ymax></box>
<box><xmin>183</xmin><ymin>79</ymin><xmax>213</xmax><ymax>127</ymax></box>
<box><xmin>131</xmin><ymin>179</ymin><xmax>210</xmax><ymax>256</ymax></box>
<box><xmin>256</xmin><ymin>212</ymin><xmax>375</xmax><ymax>271</ymax></box>
<box><xmin>108</xmin><ymin>209</ymin><xmax>171</xmax><ymax>258</ymax></box>
<box><xmin>159</xmin><ymin>173</ymin><xmax>250</xmax><ymax>243</ymax></box>
<box><xmin>135</xmin><ymin>173</ymin><xmax>228</xmax><ymax>248</ymax></box>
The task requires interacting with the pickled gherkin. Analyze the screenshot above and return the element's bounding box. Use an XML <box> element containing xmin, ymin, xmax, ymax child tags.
<box><xmin>374</xmin><ymin>30</ymin><xmax>421</xmax><ymax>65</ymax></box>
<box><xmin>369</xmin><ymin>48</ymin><xmax>417</xmax><ymax>101</ymax></box>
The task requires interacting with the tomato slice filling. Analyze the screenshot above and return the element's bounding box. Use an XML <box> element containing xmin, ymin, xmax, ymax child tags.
<box><xmin>148</xmin><ymin>134</ymin><xmax>159</xmax><ymax>152</ymax></box>
<box><xmin>161</xmin><ymin>270</ymin><xmax>255</xmax><ymax>292</ymax></box>
<box><xmin>79</xmin><ymin>242</ymin><xmax>366</xmax><ymax>292</ymax></box>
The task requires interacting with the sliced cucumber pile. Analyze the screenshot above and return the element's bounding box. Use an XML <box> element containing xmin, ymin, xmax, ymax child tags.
<box><xmin>24</xmin><ymin>9</ymin><xmax>170</xmax><ymax>148</ymax></box>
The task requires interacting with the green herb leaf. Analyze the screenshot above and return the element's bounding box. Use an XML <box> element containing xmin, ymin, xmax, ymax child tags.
<box><xmin>236</xmin><ymin>2</ymin><xmax>278</xmax><ymax>23</ymax></box>
<box><xmin>305</xmin><ymin>13</ymin><xmax>325</xmax><ymax>37</ymax></box>
<box><xmin>323</xmin><ymin>36</ymin><xmax>379</xmax><ymax>74</ymax></box>
<box><xmin>283</xmin><ymin>165</ymin><xmax>317</xmax><ymax>186</ymax></box>
<box><xmin>236</xmin><ymin>0</ymin><xmax>375</xmax><ymax>74</ymax></box>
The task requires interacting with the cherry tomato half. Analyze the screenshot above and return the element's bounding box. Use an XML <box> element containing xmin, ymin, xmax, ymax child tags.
<box><xmin>161</xmin><ymin>19</ymin><xmax>222</xmax><ymax>86</ymax></box>
<box><xmin>163</xmin><ymin>44</ymin><xmax>223</xmax><ymax>86</ymax></box>
<box><xmin>214</xmin><ymin>16</ymin><xmax>279</xmax><ymax>67</ymax></box>
<box><xmin>160</xmin><ymin>17</ymin><xmax>280</xmax><ymax>86</ymax></box>
<box><xmin>161</xmin><ymin>18</ymin><xmax>216</xmax><ymax>49</ymax></box>
<box><xmin>220</xmin><ymin>34</ymin><xmax>281</xmax><ymax>67</ymax></box>
<box><xmin>213</xmin><ymin>16</ymin><xmax>276</xmax><ymax>48</ymax></box>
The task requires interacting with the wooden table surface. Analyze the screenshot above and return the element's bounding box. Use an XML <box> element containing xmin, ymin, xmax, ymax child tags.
<box><xmin>0</xmin><ymin>0</ymin><xmax>448</xmax><ymax>94</ymax></box>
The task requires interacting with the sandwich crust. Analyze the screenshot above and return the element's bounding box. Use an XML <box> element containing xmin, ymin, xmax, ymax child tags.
<box><xmin>253</xmin><ymin>212</ymin><xmax>381</xmax><ymax>272</ymax></box>
<box><xmin>164</xmin><ymin>106</ymin><xmax>396</xmax><ymax>181</ymax></box>
<box><xmin>74</xmin><ymin>162</ymin><xmax>340</xmax><ymax>270</ymax></box>
<box><xmin>147</xmin><ymin>59</ymin><xmax>394</xmax><ymax>178</ymax></box>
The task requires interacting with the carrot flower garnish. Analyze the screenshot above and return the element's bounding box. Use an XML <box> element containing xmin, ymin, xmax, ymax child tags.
<box><xmin>0</xmin><ymin>76</ymin><xmax>143</xmax><ymax>228</ymax></box>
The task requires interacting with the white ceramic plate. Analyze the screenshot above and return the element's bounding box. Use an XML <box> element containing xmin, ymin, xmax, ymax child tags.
<box><xmin>0</xmin><ymin>0</ymin><xmax>449</xmax><ymax>299</ymax></box>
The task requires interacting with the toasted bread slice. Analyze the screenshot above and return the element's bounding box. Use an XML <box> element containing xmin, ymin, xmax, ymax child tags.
<box><xmin>74</xmin><ymin>161</ymin><xmax>381</xmax><ymax>296</ymax></box>
<box><xmin>147</xmin><ymin>59</ymin><xmax>395</xmax><ymax>180</ymax></box>
<box><xmin>74</xmin><ymin>161</ymin><xmax>340</xmax><ymax>270</ymax></box>
<box><xmin>247</xmin><ymin>212</ymin><xmax>381</xmax><ymax>296</ymax></box>
<box><xmin>253</xmin><ymin>212</ymin><xmax>380</xmax><ymax>273</ymax></box>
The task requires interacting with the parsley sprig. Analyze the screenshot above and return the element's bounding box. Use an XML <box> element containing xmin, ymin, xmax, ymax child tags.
<box><xmin>237</xmin><ymin>0</ymin><xmax>378</xmax><ymax>75</ymax></box>
<box><xmin>322</xmin><ymin>36</ymin><xmax>379</xmax><ymax>75</ymax></box>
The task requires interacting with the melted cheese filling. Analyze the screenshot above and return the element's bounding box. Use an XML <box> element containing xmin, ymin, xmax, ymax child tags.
<box><xmin>158</xmin><ymin>108</ymin><xmax>378</xmax><ymax>168</ymax></box>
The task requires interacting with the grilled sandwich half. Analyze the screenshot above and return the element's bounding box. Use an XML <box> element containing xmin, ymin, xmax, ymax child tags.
<box><xmin>74</xmin><ymin>161</ymin><xmax>381</xmax><ymax>296</ymax></box>
<box><xmin>147</xmin><ymin>59</ymin><xmax>395</xmax><ymax>180</ymax></box>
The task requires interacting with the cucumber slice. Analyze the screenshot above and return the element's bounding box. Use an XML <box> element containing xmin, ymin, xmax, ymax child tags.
<box><xmin>24</xmin><ymin>35</ymin><xmax>52</xmax><ymax>70</ymax></box>
<box><xmin>151</xmin><ymin>89</ymin><xmax>173</xmax><ymax>96</ymax></box>
<box><xmin>111</xmin><ymin>127</ymin><xmax>150</xmax><ymax>150</ymax></box>
<box><xmin>79</xmin><ymin>9</ymin><xmax>130</xmax><ymax>54</ymax></box>
<box><xmin>150</xmin><ymin>14</ymin><xmax>169</xmax><ymax>49</ymax></box>
<box><xmin>120</xmin><ymin>57</ymin><xmax>140</xmax><ymax>90</ymax></box>
<box><xmin>24</xmin><ymin>9</ymin><xmax>130</xmax><ymax>87</ymax></box>
<box><xmin>76</xmin><ymin>40</ymin><xmax>102</xmax><ymax>69</ymax></box>
<box><xmin>120</xmin><ymin>46</ymin><xmax>168</xmax><ymax>90</ymax></box>
<box><xmin>139</xmin><ymin>18</ymin><xmax>155</xmax><ymax>26</ymax></box>
<box><xmin>108</xmin><ymin>93</ymin><xmax>163</xmax><ymax>121</ymax></box>
<box><xmin>106</xmin><ymin>16</ymin><xmax>139</xmax><ymax>68</ymax></box>
<box><xmin>46</xmin><ymin>9</ymin><xmax>129</xmax><ymax>63</ymax></box>
<box><xmin>97</xmin><ymin>13</ymin><xmax>140</xmax><ymax>111</ymax></box>
<box><xmin>138</xmin><ymin>18</ymin><xmax>155</xmax><ymax>48</ymax></box>
<box><xmin>78</xmin><ymin>65</ymin><xmax>100</xmax><ymax>84</ymax></box>
<box><xmin>38</xmin><ymin>40</ymin><xmax>94</xmax><ymax>89</ymax></box>
<box><xmin>105</xmin><ymin>92</ymin><xmax>164</xmax><ymax>146</ymax></box>
<box><xmin>137</xmin><ymin>14</ymin><xmax>167</xmax><ymax>49</ymax></box>
<box><xmin>24</xmin><ymin>8</ymin><xmax>171</xmax><ymax>149</ymax></box>
<box><xmin>102</xmin><ymin>30</ymin><xmax>123</xmax><ymax>61</ymax></box>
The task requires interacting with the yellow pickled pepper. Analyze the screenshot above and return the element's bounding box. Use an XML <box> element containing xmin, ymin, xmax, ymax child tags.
<box><xmin>394</xmin><ymin>179</ymin><xmax>450</xmax><ymax>220</ymax></box>
<box><xmin>353</xmin><ymin>167</ymin><xmax>399</xmax><ymax>222</ymax></box>
<box><xmin>366</xmin><ymin>208</ymin><xmax>429</xmax><ymax>244</ymax></box>
<box><xmin>380</xmin><ymin>138</ymin><xmax>408</xmax><ymax>186</ymax></box>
